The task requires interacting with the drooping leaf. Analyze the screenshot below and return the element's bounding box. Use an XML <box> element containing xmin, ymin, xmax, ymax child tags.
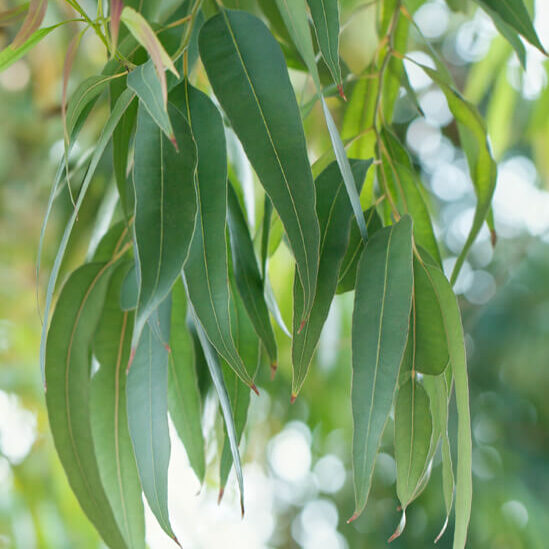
<box><xmin>10</xmin><ymin>0</ymin><xmax>47</xmax><ymax>49</ymax></box>
<box><xmin>227</xmin><ymin>182</ymin><xmax>277</xmax><ymax>366</ymax></box>
<box><xmin>394</xmin><ymin>376</ymin><xmax>433</xmax><ymax>510</ymax></box>
<box><xmin>336</xmin><ymin>207</ymin><xmax>382</xmax><ymax>294</ymax></box>
<box><xmin>425</xmin><ymin>265</ymin><xmax>472</xmax><ymax>549</ymax></box>
<box><xmin>219</xmin><ymin>273</ymin><xmax>260</xmax><ymax>494</ymax></box>
<box><xmin>307</xmin><ymin>0</ymin><xmax>343</xmax><ymax>88</ymax></box>
<box><xmin>127</xmin><ymin>299</ymin><xmax>178</xmax><ymax>544</ymax></box>
<box><xmin>39</xmin><ymin>88</ymin><xmax>135</xmax><ymax>380</ymax></box>
<box><xmin>416</xmin><ymin>64</ymin><xmax>497</xmax><ymax>284</ymax></box>
<box><xmin>91</xmin><ymin>264</ymin><xmax>145</xmax><ymax>549</ymax></box>
<box><xmin>0</xmin><ymin>4</ymin><xmax>29</xmax><ymax>28</ymax></box>
<box><xmin>92</xmin><ymin>221</ymin><xmax>130</xmax><ymax>263</ymax></box>
<box><xmin>121</xmin><ymin>6</ymin><xmax>179</xmax><ymax>106</ymax></box>
<box><xmin>199</xmin><ymin>10</ymin><xmax>320</xmax><ymax>324</ymax></box>
<box><xmin>474</xmin><ymin>0</ymin><xmax>546</xmax><ymax>54</ymax></box>
<box><xmin>45</xmin><ymin>262</ymin><xmax>127</xmax><ymax>549</ymax></box>
<box><xmin>128</xmin><ymin>61</ymin><xmax>175</xmax><ymax>143</ymax></box>
<box><xmin>350</xmin><ymin>215</ymin><xmax>414</xmax><ymax>520</ymax></box>
<box><xmin>132</xmin><ymin>101</ymin><xmax>197</xmax><ymax>350</ymax></box>
<box><xmin>171</xmin><ymin>80</ymin><xmax>254</xmax><ymax>389</ymax></box>
<box><xmin>380</xmin><ymin>127</ymin><xmax>441</xmax><ymax>267</ymax></box>
<box><xmin>184</xmin><ymin>289</ymin><xmax>246</xmax><ymax>515</ymax></box>
<box><xmin>292</xmin><ymin>159</ymin><xmax>372</xmax><ymax>397</ymax></box>
<box><xmin>110</xmin><ymin>0</ymin><xmax>124</xmax><ymax>53</ymax></box>
<box><xmin>168</xmin><ymin>279</ymin><xmax>206</xmax><ymax>483</ymax></box>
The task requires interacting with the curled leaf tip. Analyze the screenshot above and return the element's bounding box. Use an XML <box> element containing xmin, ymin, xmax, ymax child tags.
<box><xmin>490</xmin><ymin>228</ymin><xmax>497</xmax><ymax>247</ymax></box>
<box><xmin>434</xmin><ymin>516</ymin><xmax>449</xmax><ymax>543</ymax></box>
<box><xmin>250</xmin><ymin>383</ymin><xmax>260</xmax><ymax>396</ymax></box>
<box><xmin>217</xmin><ymin>486</ymin><xmax>225</xmax><ymax>505</ymax></box>
<box><xmin>290</xmin><ymin>393</ymin><xmax>297</xmax><ymax>404</ymax></box>
<box><xmin>270</xmin><ymin>362</ymin><xmax>277</xmax><ymax>380</ymax></box>
<box><xmin>346</xmin><ymin>512</ymin><xmax>359</xmax><ymax>524</ymax></box>
<box><xmin>337</xmin><ymin>84</ymin><xmax>347</xmax><ymax>102</ymax></box>
<box><xmin>388</xmin><ymin>510</ymin><xmax>406</xmax><ymax>543</ymax></box>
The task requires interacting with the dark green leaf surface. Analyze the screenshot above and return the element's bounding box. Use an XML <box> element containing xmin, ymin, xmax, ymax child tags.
<box><xmin>91</xmin><ymin>265</ymin><xmax>145</xmax><ymax>549</ymax></box>
<box><xmin>173</xmin><ymin>81</ymin><xmax>254</xmax><ymax>388</ymax></box>
<box><xmin>426</xmin><ymin>265</ymin><xmax>471</xmax><ymax>549</ymax></box>
<box><xmin>350</xmin><ymin>215</ymin><xmax>414</xmax><ymax>520</ymax></box>
<box><xmin>199</xmin><ymin>10</ymin><xmax>320</xmax><ymax>323</ymax></box>
<box><xmin>227</xmin><ymin>182</ymin><xmax>277</xmax><ymax>365</ymax></box>
<box><xmin>40</xmin><ymin>88</ymin><xmax>135</xmax><ymax>380</ymax></box>
<box><xmin>132</xmin><ymin>101</ymin><xmax>197</xmax><ymax>350</ymax></box>
<box><xmin>127</xmin><ymin>300</ymin><xmax>177</xmax><ymax>543</ymax></box>
<box><xmin>336</xmin><ymin>207</ymin><xmax>382</xmax><ymax>294</ymax></box>
<box><xmin>128</xmin><ymin>61</ymin><xmax>174</xmax><ymax>142</ymax></box>
<box><xmin>292</xmin><ymin>159</ymin><xmax>372</xmax><ymax>396</ymax></box>
<box><xmin>168</xmin><ymin>280</ymin><xmax>206</xmax><ymax>483</ymax></box>
<box><xmin>45</xmin><ymin>262</ymin><xmax>127</xmax><ymax>549</ymax></box>
<box><xmin>307</xmin><ymin>0</ymin><xmax>343</xmax><ymax>87</ymax></box>
<box><xmin>475</xmin><ymin>0</ymin><xmax>546</xmax><ymax>53</ymax></box>
<box><xmin>394</xmin><ymin>377</ymin><xmax>433</xmax><ymax>509</ymax></box>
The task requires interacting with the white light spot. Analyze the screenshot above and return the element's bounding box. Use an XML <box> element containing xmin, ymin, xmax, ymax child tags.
<box><xmin>501</xmin><ymin>500</ymin><xmax>529</xmax><ymax>529</ymax></box>
<box><xmin>268</xmin><ymin>422</ymin><xmax>311</xmax><ymax>482</ymax></box>
<box><xmin>0</xmin><ymin>391</ymin><xmax>36</xmax><ymax>464</ymax></box>
<box><xmin>404</xmin><ymin>51</ymin><xmax>436</xmax><ymax>90</ymax></box>
<box><xmin>414</xmin><ymin>1</ymin><xmax>449</xmax><ymax>40</ymax></box>
<box><xmin>313</xmin><ymin>455</ymin><xmax>346</xmax><ymax>494</ymax></box>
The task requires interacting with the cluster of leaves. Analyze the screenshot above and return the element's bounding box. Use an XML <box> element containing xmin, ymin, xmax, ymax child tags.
<box><xmin>0</xmin><ymin>0</ymin><xmax>545</xmax><ymax>547</ymax></box>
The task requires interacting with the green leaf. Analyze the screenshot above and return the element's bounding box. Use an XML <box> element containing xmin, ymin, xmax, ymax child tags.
<box><xmin>172</xmin><ymin>80</ymin><xmax>254</xmax><ymax>389</ymax></box>
<box><xmin>91</xmin><ymin>265</ymin><xmax>145</xmax><ymax>549</ymax></box>
<box><xmin>425</xmin><ymin>265</ymin><xmax>471</xmax><ymax>549</ymax></box>
<box><xmin>292</xmin><ymin>159</ymin><xmax>372</xmax><ymax>396</ymax></box>
<box><xmin>40</xmin><ymin>88</ymin><xmax>135</xmax><ymax>381</ymax></box>
<box><xmin>184</xmin><ymin>290</ymin><xmax>246</xmax><ymax>515</ymax></box>
<box><xmin>307</xmin><ymin>0</ymin><xmax>343</xmax><ymax>88</ymax></box>
<box><xmin>45</xmin><ymin>262</ymin><xmax>127</xmax><ymax>549</ymax></box>
<box><xmin>132</xmin><ymin>101</ymin><xmax>197</xmax><ymax>350</ymax></box>
<box><xmin>227</xmin><ymin>182</ymin><xmax>277</xmax><ymax>366</ymax></box>
<box><xmin>336</xmin><ymin>207</ymin><xmax>382</xmax><ymax>294</ymax></box>
<box><xmin>474</xmin><ymin>0</ymin><xmax>546</xmax><ymax>53</ymax></box>
<box><xmin>0</xmin><ymin>24</ymin><xmax>63</xmax><ymax>73</ymax></box>
<box><xmin>219</xmin><ymin>274</ymin><xmax>260</xmax><ymax>494</ymax></box>
<box><xmin>350</xmin><ymin>215</ymin><xmax>414</xmax><ymax>520</ymax></box>
<box><xmin>394</xmin><ymin>377</ymin><xmax>433</xmax><ymax>509</ymax></box>
<box><xmin>168</xmin><ymin>280</ymin><xmax>206</xmax><ymax>483</ymax></box>
<box><xmin>128</xmin><ymin>61</ymin><xmax>175</xmax><ymax>144</ymax></box>
<box><xmin>260</xmin><ymin>195</ymin><xmax>272</xmax><ymax>279</ymax></box>
<box><xmin>417</xmin><ymin>64</ymin><xmax>497</xmax><ymax>284</ymax></box>
<box><xmin>380</xmin><ymin>127</ymin><xmax>441</xmax><ymax>267</ymax></box>
<box><xmin>127</xmin><ymin>299</ymin><xmax>178</xmax><ymax>544</ymax></box>
<box><xmin>409</xmin><ymin>254</ymin><xmax>449</xmax><ymax>375</ymax></box>
<box><xmin>199</xmin><ymin>10</ymin><xmax>320</xmax><ymax>324</ymax></box>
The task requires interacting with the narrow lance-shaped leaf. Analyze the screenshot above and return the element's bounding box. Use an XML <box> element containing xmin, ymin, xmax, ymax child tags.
<box><xmin>91</xmin><ymin>264</ymin><xmax>145</xmax><ymax>549</ymax></box>
<box><xmin>45</xmin><ymin>262</ymin><xmax>127</xmax><ymax>549</ymax></box>
<box><xmin>292</xmin><ymin>159</ymin><xmax>372</xmax><ymax>397</ymax></box>
<box><xmin>127</xmin><ymin>297</ymin><xmax>179</xmax><ymax>544</ymax></box>
<box><xmin>128</xmin><ymin>61</ymin><xmax>175</xmax><ymax>145</ymax></box>
<box><xmin>131</xmin><ymin>101</ymin><xmax>197</xmax><ymax>351</ymax></box>
<box><xmin>39</xmin><ymin>88</ymin><xmax>135</xmax><ymax>381</ymax></box>
<box><xmin>474</xmin><ymin>0</ymin><xmax>546</xmax><ymax>54</ymax></box>
<box><xmin>199</xmin><ymin>10</ymin><xmax>320</xmax><ymax>324</ymax></box>
<box><xmin>350</xmin><ymin>215</ymin><xmax>414</xmax><ymax>521</ymax></box>
<box><xmin>110</xmin><ymin>0</ymin><xmax>124</xmax><ymax>53</ymax></box>
<box><xmin>183</xmin><ymin>281</ymin><xmax>246</xmax><ymax>515</ymax></box>
<box><xmin>10</xmin><ymin>0</ymin><xmax>46</xmax><ymax>49</ymax></box>
<box><xmin>227</xmin><ymin>182</ymin><xmax>277</xmax><ymax>367</ymax></box>
<box><xmin>168</xmin><ymin>279</ymin><xmax>206</xmax><ymax>483</ymax></box>
<box><xmin>171</xmin><ymin>80</ymin><xmax>255</xmax><ymax>389</ymax></box>
<box><xmin>416</xmin><ymin>63</ymin><xmax>497</xmax><ymax>284</ymax></box>
<box><xmin>426</xmin><ymin>265</ymin><xmax>472</xmax><ymax>549</ymax></box>
<box><xmin>219</xmin><ymin>271</ymin><xmax>260</xmax><ymax>497</ymax></box>
<box><xmin>121</xmin><ymin>6</ymin><xmax>179</xmax><ymax>108</ymax></box>
<box><xmin>274</xmin><ymin>0</ymin><xmax>368</xmax><ymax>243</ymax></box>
<box><xmin>307</xmin><ymin>0</ymin><xmax>343</xmax><ymax>90</ymax></box>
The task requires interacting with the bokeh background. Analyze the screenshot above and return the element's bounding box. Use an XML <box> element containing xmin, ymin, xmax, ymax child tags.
<box><xmin>1</xmin><ymin>0</ymin><xmax>549</xmax><ymax>547</ymax></box>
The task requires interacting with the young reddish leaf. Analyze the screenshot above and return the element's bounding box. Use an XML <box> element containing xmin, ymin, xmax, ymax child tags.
<box><xmin>110</xmin><ymin>0</ymin><xmax>124</xmax><ymax>53</ymax></box>
<box><xmin>11</xmin><ymin>0</ymin><xmax>47</xmax><ymax>50</ymax></box>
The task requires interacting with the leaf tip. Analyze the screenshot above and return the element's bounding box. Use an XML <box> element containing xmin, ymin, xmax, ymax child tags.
<box><xmin>346</xmin><ymin>512</ymin><xmax>359</xmax><ymax>524</ymax></box>
<box><xmin>337</xmin><ymin>84</ymin><xmax>347</xmax><ymax>102</ymax></box>
<box><xmin>169</xmin><ymin>134</ymin><xmax>179</xmax><ymax>152</ymax></box>
<box><xmin>250</xmin><ymin>383</ymin><xmax>260</xmax><ymax>396</ymax></box>
<box><xmin>434</xmin><ymin>516</ymin><xmax>449</xmax><ymax>543</ymax></box>
<box><xmin>270</xmin><ymin>362</ymin><xmax>277</xmax><ymax>380</ymax></box>
<box><xmin>290</xmin><ymin>393</ymin><xmax>297</xmax><ymax>404</ymax></box>
<box><xmin>217</xmin><ymin>486</ymin><xmax>225</xmax><ymax>505</ymax></box>
<box><xmin>127</xmin><ymin>346</ymin><xmax>136</xmax><ymax>373</ymax></box>
<box><xmin>490</xmin><ymin>228</ymin><xmax>497</xmax><ymax>248</ymax></box>
<box><xmin>171</xmin><ymin>534</ymin><xmax>182</xmax><ymax>548</ymax></box>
